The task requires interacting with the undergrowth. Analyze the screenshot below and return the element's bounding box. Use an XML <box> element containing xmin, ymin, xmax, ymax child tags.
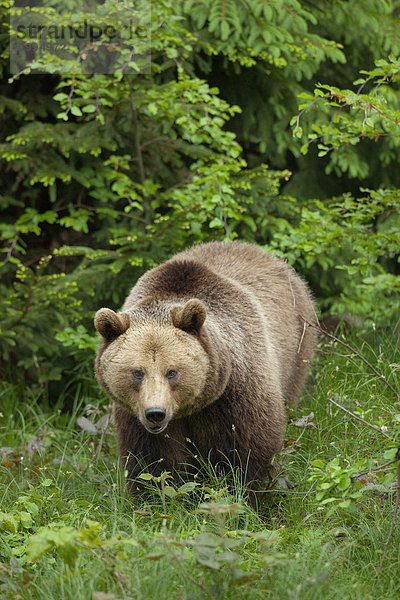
<box><xmin>1</xmin><ymin>326</ymin><xmax>399</xmax><ymax>600</ymax></box>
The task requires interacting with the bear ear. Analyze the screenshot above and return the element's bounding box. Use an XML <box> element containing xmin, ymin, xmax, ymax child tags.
<box><xmin>94</xmin><ymin>308</ymin><xmax>130</xmax><ymax>342</ymax></box>
<box><xmin>171</xmin><ymin>299</ymin><xmax>206</xmax><ymax>336</ymax></box>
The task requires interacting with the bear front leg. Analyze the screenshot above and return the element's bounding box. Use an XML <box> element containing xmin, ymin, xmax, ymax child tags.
<box><xmin>188</xmin><ymin>393</ymin><xmax>285</xmax><ymax>492</ymax></box>
<box><xmin>113</xmin><ymin>405</ymin><xmax>190</xmax><ymax>494</ymax></box>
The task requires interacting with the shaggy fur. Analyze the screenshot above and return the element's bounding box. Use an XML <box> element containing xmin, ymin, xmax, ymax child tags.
<box><xmin>94</xmin><ymin>241</ymin><xmax>316</xmax><ymax>491</ymax></box>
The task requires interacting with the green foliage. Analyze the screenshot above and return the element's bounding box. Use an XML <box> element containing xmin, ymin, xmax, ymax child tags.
<box><xmin>1</xmin><ymin>0</ymin><xmax>400</xmax><ymax>396</ymax></box>
<box><xmin>182</xmin><ymin>0</ymin><xmax>345</xmax><ymax>74</ymax></box>
<box><xmin>26</xmin><ymin>519</ymin><xmax>134</xmax><ymax>566</ymax></box>
<box><xmin>284</xmin><ymin>56</ymin><xmax>400</xmax><ymax>316</ymax></box>
<box><xmin>267</xmin><ymin>188</ymin><xmax>400</xmax><ymax>318</ymax></box>
<box><xmin>293</xmin><ymin>56</ymin><xmax>400</xmax><ymax>179</ymax></box>
<box><xmin>0</xmin><ymin>5</ymin><xmax>267</xmax><ymax>388</ymax></box>
<box><xmin>0</xmin><ymin>478</ymin><xmax>60</xmax><ymax>564</ymax></box>
<box><xmin>308</xmin><ymin>457</ymin><xmax>366</xmax><ymax>514</ymax></box>
<box><xmin>184</xmin><ymin>0</ymin><xmax>399</xmax><ymax>184</ymax></box>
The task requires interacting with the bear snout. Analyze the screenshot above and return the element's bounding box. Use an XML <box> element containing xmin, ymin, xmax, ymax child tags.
<box><xmin>144</xmin><ymin>407</ymin><xmax>168</xmax><ymax>433</ymax></box>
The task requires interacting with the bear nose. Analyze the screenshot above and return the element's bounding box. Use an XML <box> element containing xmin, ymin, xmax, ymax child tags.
<box><xmin>145</xmin><ymin>407</ymin><xmax>166</xmax><ymax>424</ymax></box>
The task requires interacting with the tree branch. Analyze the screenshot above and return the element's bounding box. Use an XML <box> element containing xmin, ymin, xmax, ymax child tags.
<box><xmin>353</xmin><ymin>458</ymin><xmax>400</xmax><ymax>481</ymax></box>
<box><xmin>3</xmin><ymin>234</ymin><xmax>19</xmax><ymax>266</ymax></box>
<box><xmin>328</xmin><ymin>396</ymin><xmax>392</xmax><ymax>440</ymax></box>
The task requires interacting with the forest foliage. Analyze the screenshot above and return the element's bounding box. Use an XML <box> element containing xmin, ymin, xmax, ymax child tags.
<box><xmin>0</xmin><ymin>0</ymin><xmax>399</xmax><ymax>394</ymax></box>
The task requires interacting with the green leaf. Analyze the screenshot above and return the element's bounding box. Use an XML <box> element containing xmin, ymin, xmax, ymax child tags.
<box><xmin>163</xmin><ymin>485</ymin><xmax>178</xmax><ymax>498</ymax></box>
<box><xmin>209</xmin><ymin>217</ymin><xmax>223</xmax><ymax>228</ymax></box>
<box><xmin>0</xmin><ymin>512</ymin><xmax>19</xmax><ymax>533</ymax></box>
<box><xmin>138</xmin><ymin>473</ymin><xmax>154</xmax><ymax>481</ymax></box>
<box><xmin>320</xmin><ymin>482</ymin><xmax>333</xmax><ymax>490</ymax></box>
<box><xmin>383</xmin><ymin>447</ymin><xmax>398</xmax><ymax>460</ymax></box>
<box><xmin>70</xmin><ymin>105</ymin><xmax>83</xmax><ymax>117</ymax></box>
<box><xmin>53</xmin><ymin>93</ymin><xmax>68</xmax><ymax>101</ymax></box>
<box><xmin>146</xmin><ymin>552</ymin><xmax>166</xmax><ymax>560</ymax></box>
<box><xmin>310</xmin><ymin>460</ymin><xmax>325</xmax><ymax>469</ymax></box>
<box><xmin>233</xmin><ymin>568</ymin><xmax>259</xmax><ymax>585</ymax></box>
<box><xmin>26</xmin><ymin>531</ymin><xmax>54</xmax><ymax>562</ymax></box>
<box><xmin>82</xmin><ymin>104</ymin><xmax>97</xmax><ymax>113</ymax></box>
<box><xmin>220</xmin><ymin>20</ymin><xmax>230</xmax><ymax>41</ymax></box>
<box><xmin>195</xmin><ymin>547</ymin><xmax>221</xmax><ymax>570</ymax></box>
<box><xmin>177</xmin><ymin>482</ymin><xmax>199</xmax><ymax>494</ymax></box>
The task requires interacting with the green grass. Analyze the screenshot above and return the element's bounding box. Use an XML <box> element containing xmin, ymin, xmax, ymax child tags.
<box><xmin>1</xmin><ymin>328</ymin><xmax>400</xmax><ymax>599</ymax></box>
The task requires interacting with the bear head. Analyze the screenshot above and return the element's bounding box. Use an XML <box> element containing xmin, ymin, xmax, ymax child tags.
<box><xmin>94</xmin><ymin>299</ymin><xmax>210</xmax><ymax>434</ymax></box>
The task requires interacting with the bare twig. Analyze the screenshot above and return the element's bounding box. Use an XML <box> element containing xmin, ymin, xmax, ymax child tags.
<box><xmin>120</xmin><ymin>49</ymin><xmax>134</xmax><ymax>74</ymax></box>
<box><xmin>287</xmin><ymin>270</ymin><xmax>296</xmax><ymax>308</ymax></box>
<box><xmin>303</xmin><ymin>318</ymin><xmax>400</xmax><ymax>402</ymax></box>
<box><xmin>297</xmin><ymin>321</ymin><xmax>307</xmax><ymax>354</ymax></box>
<box><xmin>140</xmin><ymin>136</ymin><xmax>171</xmax><ymax>149</ymax></box>
<box><xmin>328</xmin><ymin>396</ymin><xmax>392</xmax><ymax>440</ymax></box>
<box><xmin>250</xmin><ymin>489</ymin><xmax>316</xmax><ymax>495</ymax></box>
<box><xmin>353</xmin><ymin>458</ymin><xmax>400</xmax><ymax>481</ymax></box>
<box><xmin>356</xmin><ymin>78</ymin><xmax>370</xmax><ymax>95</ymax></box>
<box><xmin>217</xmin><ymin>201</ymin><xmax>230</xmax><ymax>237</ymax></box>
<box><xmin>374</xmin><ymin>460</ymin><xmax>400</xmax><ymax>581</ymax></box>
<box><xmin>64</xmin><ymin>77</ymin><xmax>75</xmax><ymax>118</ymax></box>
<box><xmin>293</xmin><ymin>96</ymin><xmax>321</xmax><ymax>132</ymax></box>
<box><xmin>3</xmin><ymin>234</ymin><xmax>19</xmax><ymax>266</ymax></box>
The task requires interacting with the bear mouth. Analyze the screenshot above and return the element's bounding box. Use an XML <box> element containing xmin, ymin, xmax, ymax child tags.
<box><xmin>145</xmin><ymin>423</ymin><xmax>168</xmax><ymax>434</ymax></box>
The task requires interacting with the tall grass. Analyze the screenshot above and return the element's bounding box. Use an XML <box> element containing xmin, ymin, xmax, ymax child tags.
<box><xmin>1</xmin><ymin>327</ymin><xmax>399</xmax><ymax>599</ymax></box>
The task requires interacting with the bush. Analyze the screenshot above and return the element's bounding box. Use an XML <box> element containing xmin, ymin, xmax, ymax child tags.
<box><xmin>1</xmin><ymin>2</ymin><xmax>399</xmax><ymax>395</ymax></box>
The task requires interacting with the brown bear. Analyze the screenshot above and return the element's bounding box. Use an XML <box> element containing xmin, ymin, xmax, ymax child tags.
<box><xmin>94</xmin><ymin>241</ymin><xmax>316</xmax><ymax>493</ymax></box>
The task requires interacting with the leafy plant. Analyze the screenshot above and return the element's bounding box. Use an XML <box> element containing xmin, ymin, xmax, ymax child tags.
<box><xmin>308</xmin><ymin>457</ymin><xmax>366</xmax><ymax>515</ymax></box>
<box><xmin>25</xmin><ymin>519</ymin><xmax>136</xmax><ymax>567</ymax></box>
<box><xmin>292</xmin><ymin>56</ymin><xmax>400</xmax><ymax>179</ymax></box>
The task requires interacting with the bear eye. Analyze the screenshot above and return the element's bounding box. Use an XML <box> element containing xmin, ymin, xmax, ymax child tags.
<box><xmin>166</xmin><ymin>369</ymin><xmax>178</xmax><ymax>381</ymax></box>
<box><xmin>132</xmin><ymin>369</ymin><xmax>144</xmax><ymax>382</ymax></box>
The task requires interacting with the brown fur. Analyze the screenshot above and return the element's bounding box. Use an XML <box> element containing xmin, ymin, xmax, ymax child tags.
<box><xmin>94</xmin><ymin>241</ymin><xmax>317</xmax><ymax>492</ymax></box>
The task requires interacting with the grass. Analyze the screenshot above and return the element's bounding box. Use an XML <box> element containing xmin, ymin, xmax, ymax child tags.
<box><xmin>1</xmin><ymin>327</ymin><xmax>400</xmax><ymax>600</ymax></box>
